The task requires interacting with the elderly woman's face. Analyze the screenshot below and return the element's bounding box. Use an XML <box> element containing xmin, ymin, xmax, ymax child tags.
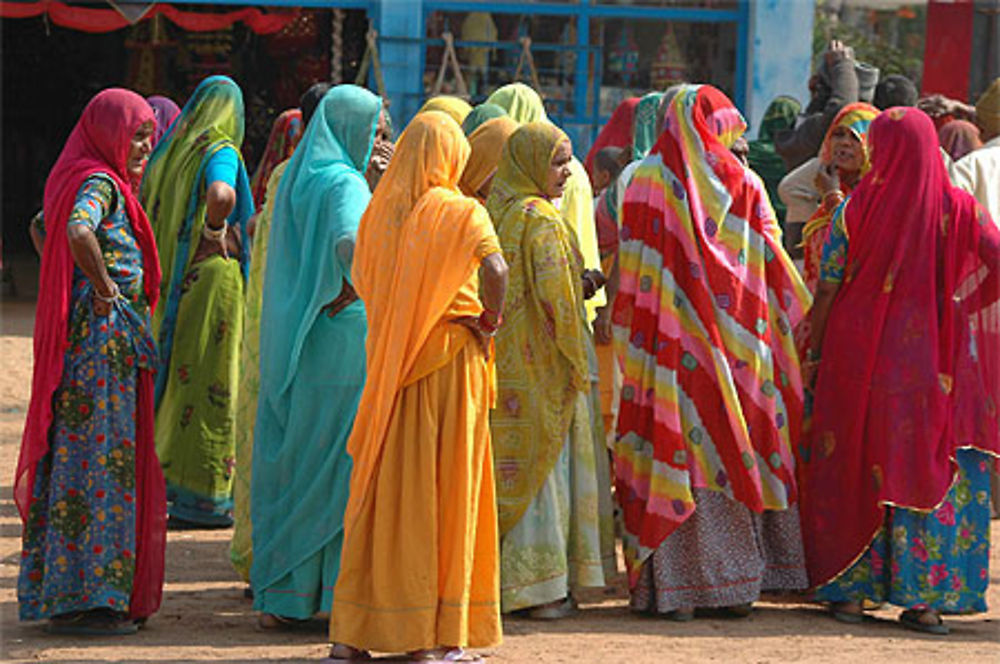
<box><xmin>545</xmin><ymin>139</ymin><xmax>573</xmax><ymax>200</ymax></box>
<box><xmin>127</xmin><ymin>120</ymin><xmax>154</xmax><ymax>177</ymax></box>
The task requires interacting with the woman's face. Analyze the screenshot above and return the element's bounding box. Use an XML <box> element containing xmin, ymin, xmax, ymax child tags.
<box><xmin>127</xmin><ymin>120</ymin><xmax>154</xmax><ymax>177</ymax></box>
<box><xmin>365</xmin><ymin>108</ymin><xmax>394</xmax><ymax>190</ymax></box>
<box><xmin>830</xmin><ymin>126</ymin><xmax>864</xmax><ymax>173</ymax></box>
<box><xmin>544</xmin><ymin>139</ymin><xmax>573</xmax><ymax>200</ymax></box>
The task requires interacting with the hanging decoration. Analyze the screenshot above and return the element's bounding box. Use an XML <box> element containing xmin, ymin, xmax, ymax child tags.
<box><xmin>0</xmin><ymin>1</ymin><xmax>298</xmax><ymax>35</ymax></box>
<box><xmin>650</xmin><ymin>25</ymin><xmax>687</xmax><ymax>90</ymax></box>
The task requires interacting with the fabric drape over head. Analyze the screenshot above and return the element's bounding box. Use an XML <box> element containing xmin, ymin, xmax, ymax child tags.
<box><xmin>612</xmin><ymin>85</ymin><xmax>811</xmax><ymax>585</ymax></box>
<box><xmin>584</xmin><ymin>96</ymin><xmax>639</xmax><ymax>176</ymax></box>
<box><xmin>486</xmin><ymin>82</ymin><xmax>604</xmax><ymax>314</ymax></box>
<box><xmin>250</xmin><ymin>108</ymin><xmax>303</xmax><ymax>208</ymax></box>
<box><xmin>800</xmin><ymin>107</ymin><xmax>1000</xmax><ymax>588</ymax></box>
<box><xmin>802</xmin><ymin>102</ymin><xmax>878</xmax><ymax>245</ymax></box>
<box><xmin>342</xmin><ymin>110</ymin><xmax>494</xmax><ymax>532</ymax></box>
<box><xmin>631</xmin><ymin>92</ymin><xmax>665</xmax><ymax>160</ymax></box>
<box><xmin>486</xmin><ymin>122</ymin><xmax>591</xmax><ymax>535</ymax></box>
<box><xmin>16</xmin><ymin>88</ymin><xmax>164</xmax><ymax>617</ymax></box>
<box><xmin>460</xmin><ymin>115</ymin><xmax>519</xmax><ymax>198</ymax></box>
<box><xmin>147</xmin><ymin>95</ymin><xmax>180</xmax><ymax>147</ymax></box>
<box><xmin>486</xmin><ymin>83</ymin><xmax>547</xmax><ymax>124</ymax></box>
<box><xmin>462</xmin><ymin>102</ymin><xmax>509</xmax><ymax>136</ymax></box>
<box><xmin>747</xmin><ymin>96</ymin><xmax>800</xmax><ymax>221</ymax></box>
<box><xmin>419</xmin><ymin>95</ymin><xmax>473</xmax><ymax>125</ymax></box>
<box><xmin>258</xmin><ymin>85</ymin><xmax>379</xmax><ymax>412</ymax></box>
<box><xmin>141</xmin><ymin>75</ymin><xmax>254</xmax><ymax>403</ymax></box>
<box><xmin>939</xmin><ymin>120</ymin><xmax>982</xmax><ymax>162</ymax></box>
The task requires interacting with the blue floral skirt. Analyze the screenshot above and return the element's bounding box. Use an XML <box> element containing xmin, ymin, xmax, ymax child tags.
<box><xmin>816</xmin><ymin>449</ymin><xmax>992</xmax><ymax>614</ymax></box>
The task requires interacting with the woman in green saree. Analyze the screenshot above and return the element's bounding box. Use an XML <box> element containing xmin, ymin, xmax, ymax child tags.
<box><xmin>141</xmin><ymin>75</ymin><xmax>254</xmax><ymax>527</ymax></box>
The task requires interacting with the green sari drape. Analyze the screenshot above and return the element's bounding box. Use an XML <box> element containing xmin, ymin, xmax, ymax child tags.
<box><xmin>141</xmin><ymin>75</ymin><xmax>254</xmax><ymax>526</ymax></box>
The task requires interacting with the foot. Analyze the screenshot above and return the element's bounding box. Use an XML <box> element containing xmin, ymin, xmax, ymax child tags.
<box><xmin>46</xmin><ymin>609</ymin><xmax>139</xmax><ymax>636</ymax></box>
<box><xmin>258</xmin><ymin>613</ymin><xmax>310</xmax><ymax>630</ymax></box>
<box><xmin>324</xmin><ymin>643</ymin><xmax>372</xmax><ymax>661</ymax></box>
<box><xmin>899</xmin><ymin>609</ymin><xmax>949</xmax><ymax>635</ymax></box>
<box><xmin>526</xmin><ymin>596</ymin><xmax>577</xmax><ymax>620</ymax></box>
<box><xmin>662</xmin><ymin>607</ymin><xmax>695</xmax><ymax>622</ymax></box>
<box><xmin>830</xmin><ymin>601</ymin><xmax>864</xmax><ymax>624</ymax></box>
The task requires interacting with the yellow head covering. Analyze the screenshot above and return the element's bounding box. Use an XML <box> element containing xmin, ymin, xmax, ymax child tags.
<box><xmin>460</xmin><ymin>116</ymin><xmax>519</xmax><ymax>199</ymax></box>
<box><xmin>418</xmin><ymin>95</ymin><xmax>473</xmax><ymax>125</ymax></box>
<box><xmin>486</xmin><ymin>121</ymin><xmax>590</xmax><ymax>534</ymax></box>
<box><xmin>976</xmin><ymin>77</ymin><xmax>1000</xmax><ymax>138</ymax></box>
<box><xmin>486</xmin><ymin>83</ymin><xmax>547</xmax><ymax>124</ymax></box>
<box><xmin>345</xmin><ymin>111</ymin><xmax>498</xmax><ymax>532</ymax></box>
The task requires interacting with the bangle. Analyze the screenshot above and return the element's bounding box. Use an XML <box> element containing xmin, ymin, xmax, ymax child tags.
<box><xmin>203</xmin><ymin>222</ymin><xmax>227</xmax><ymax>242</ymax></box>
<box><xmin>478</xmin><ymin>310</ymin><xmax>501</xmax><ymax>335</ymax></box>
<box><xmin>93</xmin><ymin>282</ymin><xmax>120</xmax><ymax>303</ymax></box>
<box><xmin>822</xmin><ymin>191</ymin><xmax>844</xmax><ymax>209</ymax></box>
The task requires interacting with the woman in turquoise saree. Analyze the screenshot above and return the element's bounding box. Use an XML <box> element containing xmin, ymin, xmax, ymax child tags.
<box><xmin>250</xmin><ymin>84</ymin><xmax>391</xmax><ymax>625</ymax></box>
<box><xmin>141</xmin><ymin>75</ymin><xmax>254</xmax><ymax>527</ymax></box>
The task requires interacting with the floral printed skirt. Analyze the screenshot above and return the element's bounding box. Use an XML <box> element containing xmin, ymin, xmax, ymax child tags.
<box><xmin>19</xmin><ymin>307</ymin><xmax>141</xmax><ymax>620</ymax></box>
<box><xmin>816</xmin><ymin>448</ymin><xmax>992</xmax><ymax>614</ymax></box>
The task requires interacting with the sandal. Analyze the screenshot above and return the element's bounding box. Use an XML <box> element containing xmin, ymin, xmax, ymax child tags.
<box><xmin>46</xmin><ymin>609</ymin><xmax>139</xmax><ymax>636</ymax></box>
<box><xmin>830</xmin><ymin>601</ymin><xmax>864</xmax><ymax>625</ymax></box>
<box><xmin>899</xmin><ymin>609</ymin><xmax>949</xmax><ymax>636</ymax></box>
<box><xmin>323</xmin><ymin>643</ymin><xmax>372</xmax><ymax>662</ymax></box>
<box><xmin>405</xmin><ymin>648</ymin><xmax>482</xmax><ymax>663</ymax></box>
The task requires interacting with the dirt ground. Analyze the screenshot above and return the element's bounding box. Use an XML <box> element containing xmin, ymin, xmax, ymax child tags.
<box><xmin>0</xmin><ymin>297</ymin><xmax>998</xmax><ymax>663</ymax></box>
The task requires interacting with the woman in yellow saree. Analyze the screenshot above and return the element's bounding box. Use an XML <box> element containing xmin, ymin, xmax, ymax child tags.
<box><xmin>487</xmin><ymin>122</ymin><xmax>615</xmax><ymax>619</ymax></box>
<box><xmin>328</xmin><ymin>111</ymin><xmax>508</xmax><ymax>662</ymax></box>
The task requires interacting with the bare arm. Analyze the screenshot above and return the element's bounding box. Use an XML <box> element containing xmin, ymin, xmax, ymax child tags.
<box><xmin>480</xmin><ymin>251</ymin><xmax>508</xmax><ymax>320</ymax></box>
<box><xmin>193</xmin><ymin>181</ymin><xmax>240</xmax><ymax>262</ymax></box>
<box><xmin>29</xmin><ymin>224</ymin><xmax>45</xmax><ymax>257</ymax></box>
<box><xmin>67</xmin><ymin>224</ymin><xmax>117</xmax><ymax>316</ymax></box>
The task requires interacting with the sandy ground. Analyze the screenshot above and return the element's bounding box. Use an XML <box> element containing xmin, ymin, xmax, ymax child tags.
<box><xmin>0</xmin><ymin>296</ymin><xmax>998</xmax><ymax>663</ymax></box>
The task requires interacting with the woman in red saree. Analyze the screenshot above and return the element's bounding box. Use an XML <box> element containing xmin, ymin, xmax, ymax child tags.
<box><xmin>802</xmin><ymin>107</ymin><xmax>1000</xmax><ymax>634</ymax></box>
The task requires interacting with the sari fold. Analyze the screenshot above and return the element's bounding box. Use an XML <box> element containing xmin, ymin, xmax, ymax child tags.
<box><xmin>612</xmin><ymin>85</ymin><xmax>811</xmax><ymax>587</ymax></box>
<box><xmin>250</xmin><ymin>85</ymin><xmax>381</xmax><ymax>615</ymax></box>
<box><xmin>801</xmin><ymin>107</ymin><xmax>1000</xmax><ymax>588</ymax></box>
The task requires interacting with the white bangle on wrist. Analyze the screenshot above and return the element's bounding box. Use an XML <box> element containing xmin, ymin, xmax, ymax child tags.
<box><xmin>93</xmin><ymin>282</ymin><xmax>120</xmax><ymax>303</ymax></box>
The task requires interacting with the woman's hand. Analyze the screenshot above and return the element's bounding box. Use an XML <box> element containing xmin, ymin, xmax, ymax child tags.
<box><xmin>593</xmin><ymin>306</ymin><xmax>613</xmax><ymax>345</ymax></box>
<box><xmin>814</xmin><ymin>162</ymin><xmax>840</xmax><ymax>198</ymax></box>
<box><xmin>451</xmin><ymin>316</ymin><xmax>492</xmax><ymax>360</ymax></box>
<box><xmin>582</xmin><ymin>269</ymin><xmax>607</xmax><ymax>300</ymax></box>
<box><xmin>192</xmin><ymin>225</ymin><xmax>242</xmax><ymax>264</ymax></box>
<box><xmin>321</xmin><ymin>279</ymin><xmax>359</xmax><ymax>319</ymax></box>
<box><xmin>91</xmin><ymin>281</ymin><xmax>118</xmax><ymax>318</ymax></box>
